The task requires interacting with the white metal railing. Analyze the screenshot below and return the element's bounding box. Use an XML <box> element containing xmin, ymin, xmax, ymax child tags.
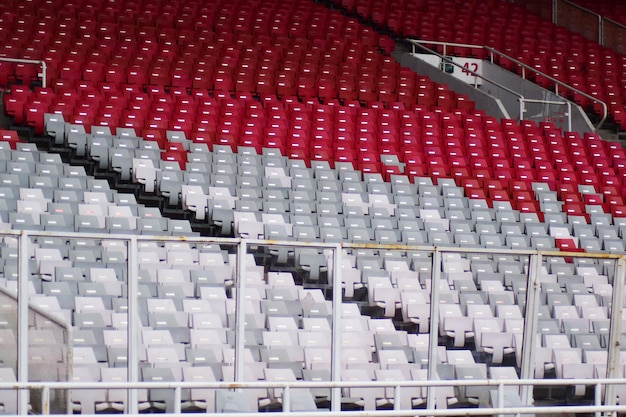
<box><xmin>0</xmin><ymin>57</ymin><xmax>47</xmax><ymax>88</ymax></box>
<box><xmin>4</xmin><ymin>230</ymin><xmax>626</xmax><ymax>415</ymax></box>
<box><xmin>407</xmin><ymin>39</ymin><xmax>606</xmax><ymax>132</ymax></box>
<box><xmin>12</xmin><ymin>378</ymin><xmax>626</xmax><ymax>416</ymax></box>
<box><xmin>483</xmin><ymin>45</ymin><xmax>607</xmax><ymax>131</ymax></box>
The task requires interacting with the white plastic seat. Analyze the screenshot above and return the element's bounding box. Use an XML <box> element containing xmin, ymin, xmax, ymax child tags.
<box><xmin>180</xmin><ymin>366</ymin><xmax>217</xmax><ymax>412</ymax></box>
<box><xmin>0</xmin><ymin>368</ymin><xmax>17</xmax><ymax>414</ymax></box>
<box><xmin>341</xmin><ymin>368</ymin><xmax>382</xmax><ymax>411</ymax></box>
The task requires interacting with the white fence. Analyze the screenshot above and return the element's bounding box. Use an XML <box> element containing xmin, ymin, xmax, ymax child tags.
<box><xmin>4</xmin><ymin>230</ymin><xmax>626</xmax><ymax>415</ymax></box>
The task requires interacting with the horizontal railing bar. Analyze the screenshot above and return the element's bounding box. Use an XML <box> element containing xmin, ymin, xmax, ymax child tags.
<box><xmin>9</xmin><ymin>377</ymin><xmax>626</xmax><ymax>389</ymax></box>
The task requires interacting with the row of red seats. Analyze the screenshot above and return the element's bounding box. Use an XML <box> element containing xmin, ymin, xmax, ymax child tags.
<box><xmin>10</xmin><ymin>82</ymin><xmax>624</xmax><ymax>158</ymax></box>
<box><xmin>0</xmin><ymin>0</ymin><xmax>394</xmax><ymax>85</ymax></box>
<box><xmin>0</xmin><ymin>0</ymin><xmax>389</xmax><ymax>45</ymax></box>
<box><xmin>0</xmin><ymin>30</ymin><xmax>388</xmax><ymax>84</ymax></box>
<box><xmin>5</xmin><ymin>82</ymin><xmax>470</xmax><ymax>141</ymax></box>
<box><xmin>7</xmin><ymin>81</ymin><xmax>626</xmax><ymax>221</ymax></box>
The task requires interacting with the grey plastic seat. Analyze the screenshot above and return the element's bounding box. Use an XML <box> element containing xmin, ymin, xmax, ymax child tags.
<box><xmin>454</xmin><ymin>232</ymin><xmax>480</xmax><ymax>247</ymax></box>
<box><xmin>9</xmin><ymin>212</ymin><xmax>42</xmax><ymax>230</ymax></box>
<box><xmin>88</xmin><ymin>138</ymin><xmax>113</xmax><ymax>170</ymax></box>
<box><xmin>572</xmin><ymin>224</ymin><xmax>596</xmax><ymax>239</ymax></box>
<box><xmin>168</xmin><ymin>219</ymin><xmax>197</xmax><ymax>236</ymax></box>
<box><xmin>134</xmin><ymin>148</ymin><xmax>161</xmax><ymax>161</ymax></box>
<box><xmin>66</xmin><ymin>131</ymin><xmax>90</xmax><ymax>157</ymax></box>
<box><xmin>44</xmin><ymin>113</ymin><xmax>66</xmax><ymax>140</ymax></box>
<box><xmin>137</xmin><ymin>218</ymin><xmax>169</xmax><ymax>235</ymax></box>
<box><xmin>40</xmin><ymin>213</ymin><xmax>74</xmax><ymax>232</ymax></box>
<box><xmin>603</xmin><ymin>238</ymin><xmax>626</xmax><ymax>253</ymax></box>
<box><xmin>289</xmin><ymin>224</ymin><xmax>319</xmax><ymax>242</ymax></box>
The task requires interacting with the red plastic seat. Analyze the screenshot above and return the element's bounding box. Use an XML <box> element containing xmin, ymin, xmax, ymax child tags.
<box><xmin>120</xmin><ymin>109</ymin><xmax>145</xmax><ymax>131</ymax></box>
<box><xmin>161</xmin><ymin>150</ymin><xmax>187</xmax><ymax>170</ymax></box>
<box><xmin>297</xmin><ymin>76</ymin><xmax>317</xmax><ymax>98</ymax></box>
<box><xmin>169</xmin><ymin>118</ymin><xmax>193</xmax><ymax>138</ymax></box>
<box><xmin>489</xmin><ymin>189</ymin><xmax>510</xmax><ymax>202</ymax></box>
<box><xmin>555</xmin><ymin>238</ymin><xmax>584</xmax><ymax>253</ymax></box>
<box><xmin>611</xmin><ymin>205</ymin><xmax>626</xmax><ymax>218</ymax></box>
<box><xmin>516</xmin><ymin>200</ymin><xmax>539</xmax><ymax>213</ymax></box>
<box><xmin>24</xmin><ymin>100</ymin><xmax>49</xmax><ymax>136</ymax></box>
<box><xmin>562</xmin><ymin>203</ymin><xmax>586</xmax><ymax>216</ymax></box>
<box><xmin>0</xmin><ymin>129</ymin><xmax>23</xmax><ymax>149</ymax></box>
<box><xmin>3</xmin><ymin>85</ymin><xmax>30</xmax><ymax>124</ymax></box>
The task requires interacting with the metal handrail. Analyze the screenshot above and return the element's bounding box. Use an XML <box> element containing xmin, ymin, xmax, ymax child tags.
<box><xmin>406</xmin><ymin>39</ymin><xmax>522</xmax><ymax>120</ymax></box>
<box><xmin>5</xmin><ymin>230</ymin><xmax>626</xmax><ymax>414</ymax></box>
<box><xmin>14</xmin><ymin>378</ymin><xmax>626</xmax><ymax>416</ymax></box>
<box><xmin>406</xmin><ymin>38</ymin><xmax>607</xmax><ymax>131</ymax></box>
<box><xmin>0</xmin><ymin>57</ymin><xmax>47</xmax><ymax>88</ymax></box>
<box><xmin>483</xmin><ymin>46</ymin><xmax>607</xmax><ymax>131</ymax></box>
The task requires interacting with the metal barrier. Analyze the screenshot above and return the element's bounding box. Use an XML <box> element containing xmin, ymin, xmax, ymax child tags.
<box><xmin>4</xmin><ymin>230</ymin><xmax>626</xmax><ymax>415</ymax></box>
<box><xmin>0</xmin><ymin>57</ymin><xmax>47</xmax><ymax>88</ymax></box>
<box><xmin>406</xmin><ymin>39</ymin><xmax>606</xmax><ymax>131</ymax></box>
<box><xmin>10</xmin><ymin>378</ymin><xmax>626</xmax><ymax>416</ymax></box>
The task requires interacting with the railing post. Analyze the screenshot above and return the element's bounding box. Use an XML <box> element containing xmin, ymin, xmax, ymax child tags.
<box><xmin>598</xmin><ymin>14</ymin><xmax>603</xmax><ymax>45</ymax></box>
<box><xmin>496</xmin><ymin>383</ymin><xmax>504</xmax><ymax>417</ymax></box>
<box><xmin>330</xmin><ymin>244</ymin><xmax>343</xmax><ymax>412</ymax></box>
<box><xmin>174</xmin><ymin>387</ymin><xmax>181</xmax><ymax>414</ymax></box>
<box><xmin>604</xmin><ymin>256</ymin><xmax>626</xmax><ymax>414</ymax></box>
<box><xmin>40</xmin><ymin>62</ymin><xmax>47</xmax><ymax>88</ymax></box>
<box><xmin>519</xmin><ymin>253</ymin><xmax>542</xmax><ymax>404</ymax></box>
<box><xmin>394</xmin><ymin>384</ymin><xmax>401</xmax><ymax>410</ymax></box>
<box><xmin>426</xmin><ymin>248</ymin><xmax>442</xmax><ymax>410</ymax></box>
<box><xmin>552</xmin><ymin>0</ymin><xmax>558</xmax><ymax>25</ymax></box>
<box><xmin>282</xmin><ymin>385</ymin><xmax>291</xmax><ymax>412</ymax></box>
<box><xmin>41</xmin><ymin>386</ymin><xmax>50</xmax><ymax>415</ymax></box>
<box><xmin>566</xmin><ymin>101</ymin><xmax>572</xmax><ymax>132</ymax></box>
<box><xmin>17</xmin><ymin>231</ymin><xmax>29</xmax><ymax>415</ymax></box>
<box><xmin>127</xmin><ymin>236</ymin><xmax>139</xmax><ymax>414</ymax></box>
<box><xmin>234</xmin><ymin>239</ymin><xmax>247</xmax><ymax>383</ymax></box>
<box><xmin>595</xmin><ymin>381</ymin><xmax>602</xmax><ymax>417</ymax></box>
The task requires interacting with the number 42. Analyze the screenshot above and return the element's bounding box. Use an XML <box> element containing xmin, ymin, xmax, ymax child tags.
<box><xmin>462</xmin><ymin>62</ymin><xmax>478</xmax><ymax>75</ymax></box>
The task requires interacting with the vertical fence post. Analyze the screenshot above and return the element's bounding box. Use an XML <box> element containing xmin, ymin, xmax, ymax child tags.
<box><xmin>598</xmin><ymin>15</ymin><xmax>604</xmax><ymax>45</ymax></box>
<box><xmin>40</xmin><ymin>62</ymin><xmax>47</xmax><ymax>88</ymax></box>
<box><xmin>234</xmin><ymin>240</ymin><xmax>247</xmax><ymax>384</ymax></box>
<box><xmin>519</xmin><ymin>253</ymin><xmax>542</xmax><ymax>404</ymax></box>
<box><xmin>127</xmin><ymin>236</ymin><xmax>139</xmax><ymax>414</ymax></box>
<box><xmin>17</xmin><ymin>231</ymin><xmax>29</xmax><ymax>415</ymax></box>
<box><xmin>330</xmin><ymin>244</ymin><xmax>343</xmax><ymax>411</ymax></box>
<box><xmin>604</xmin><ymin>256</ymin><xmax>626</xmax><ymax>414</ymax></box>
<box><xmin>426</xmin><ymin>248</ymin><xmax>442</xmax><ymax>410</ymax></box>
